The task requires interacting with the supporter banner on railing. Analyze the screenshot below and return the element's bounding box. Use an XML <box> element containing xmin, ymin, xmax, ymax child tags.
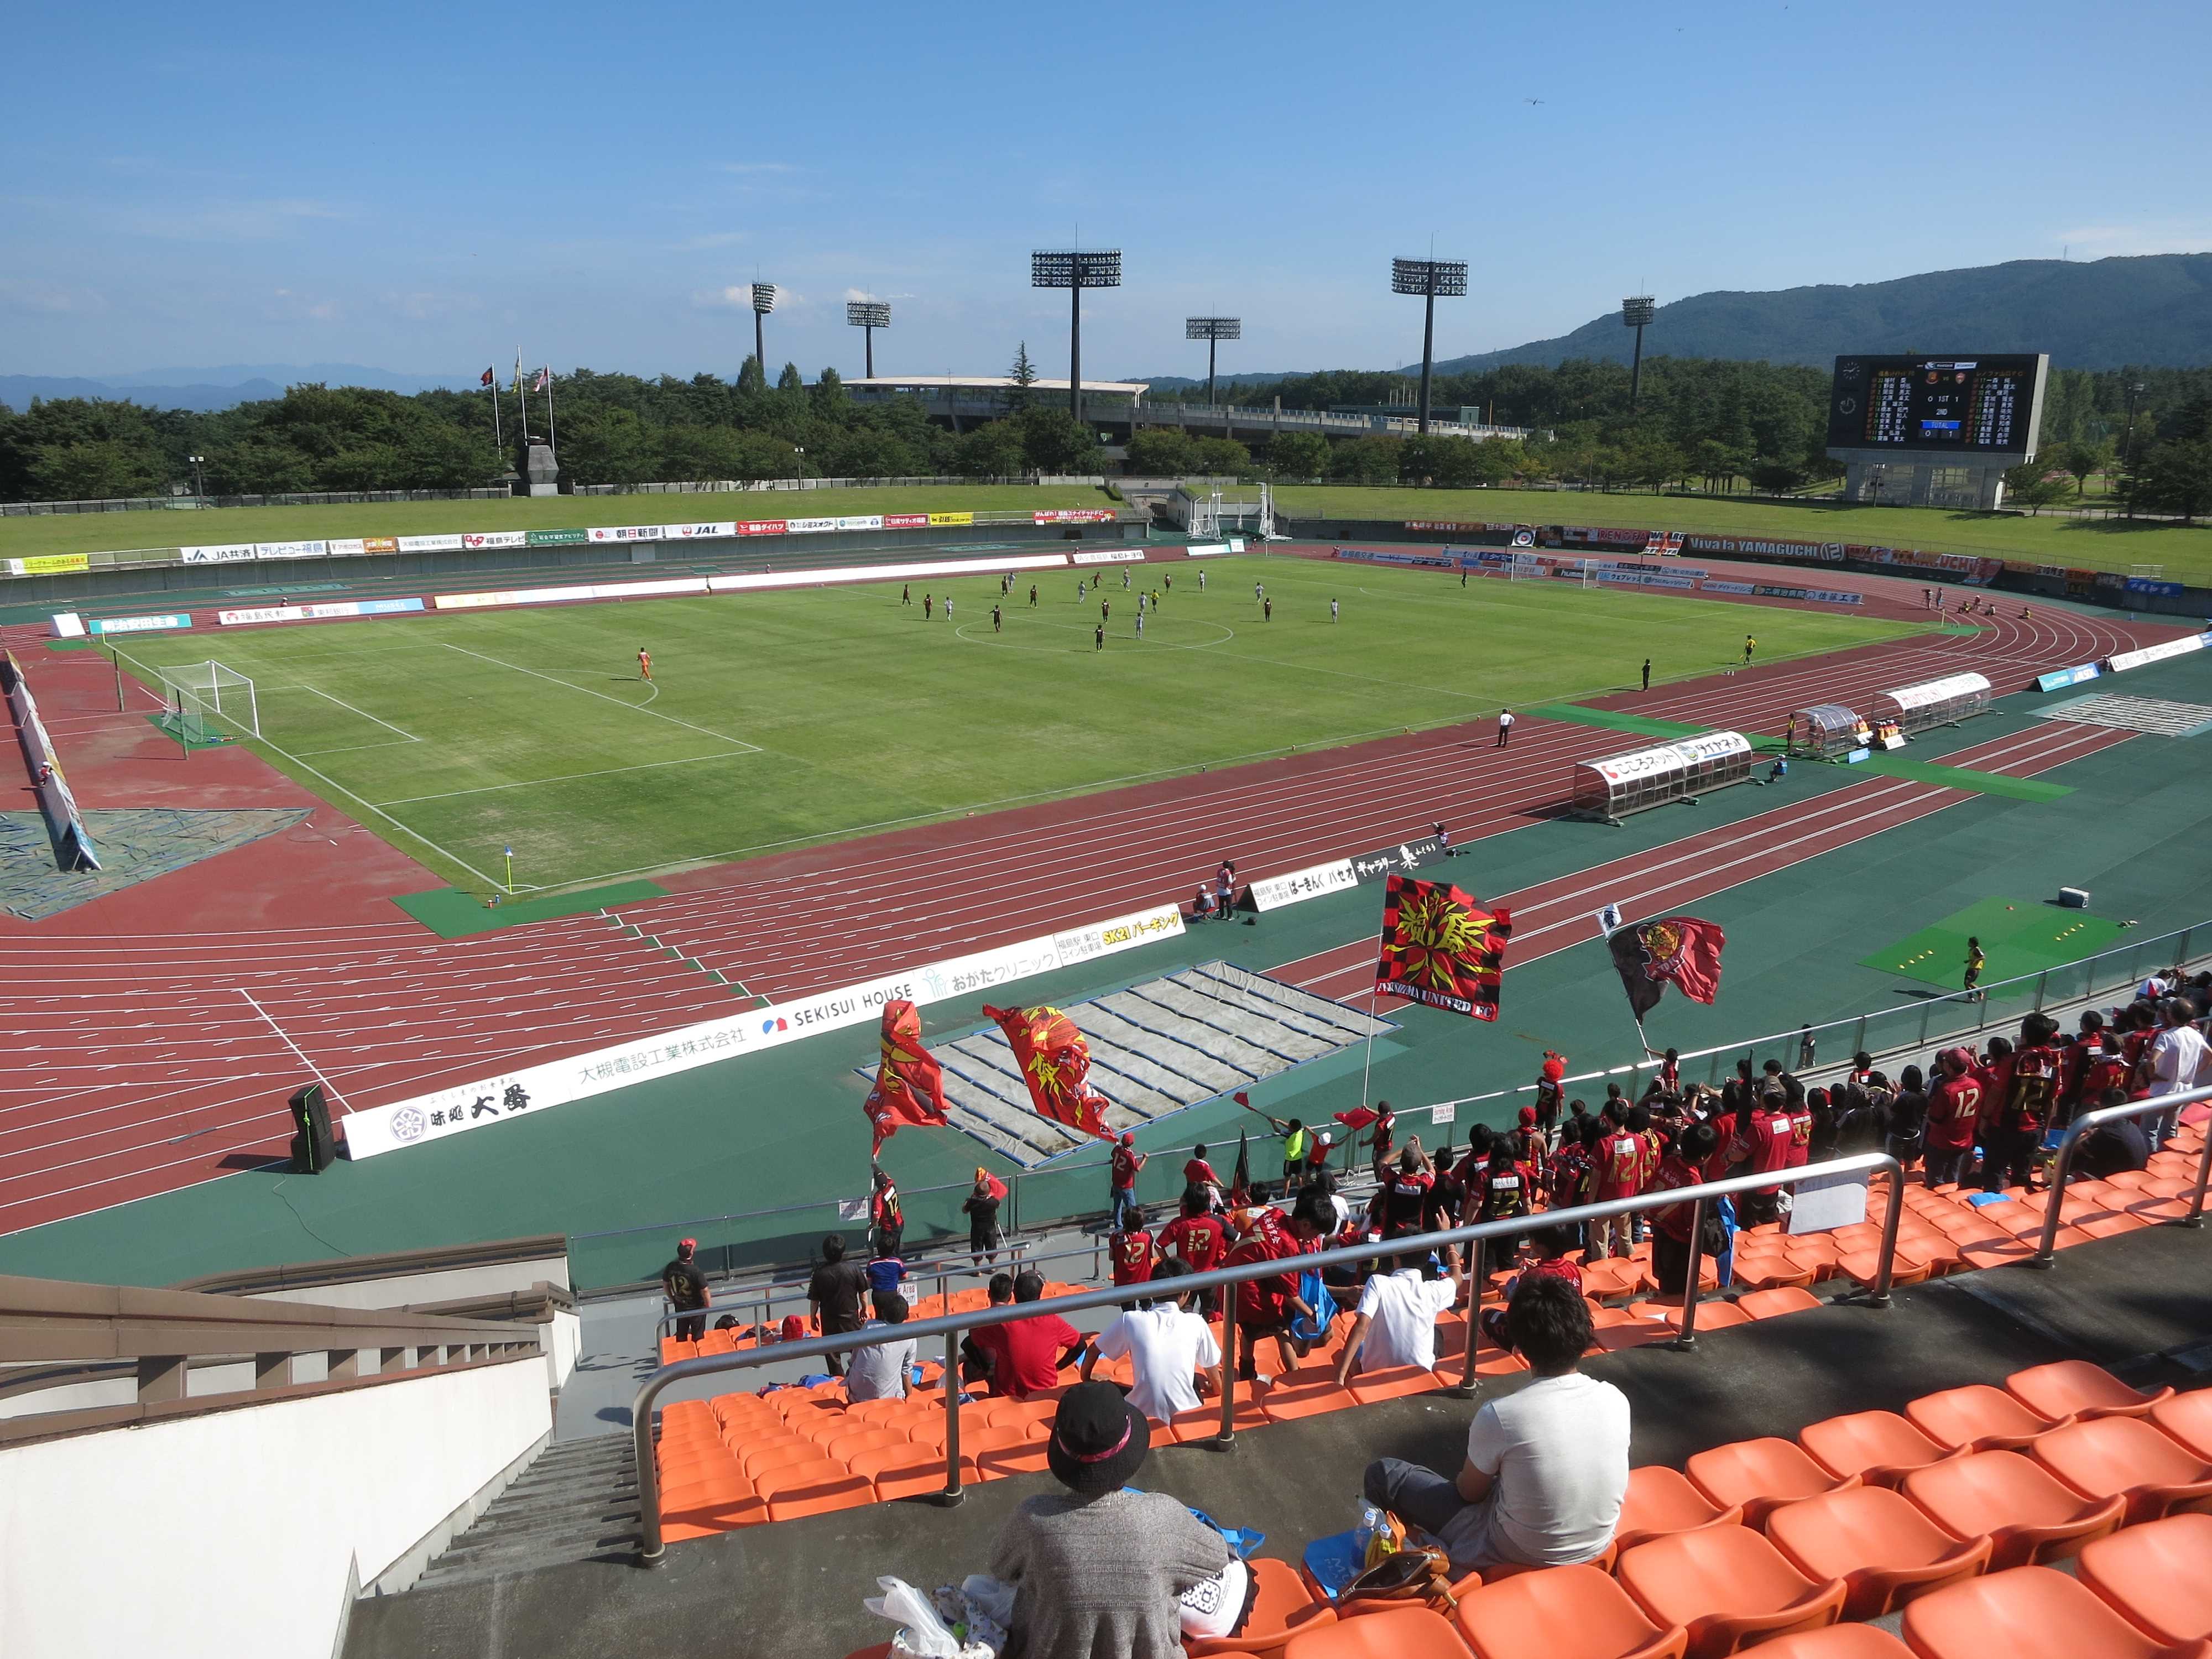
<box><xmin>2105</xmin><ymin>635</ymin><xmax>2207</xmax><ymax>674</ymax></box>
<box><xmin>1248</xmin><ymin>859</ymin><xmax>1359</xmax><ymax>911</ymax></box>
<box><xmin>1352</xmin><ymin>832</ymin><xmax>1447</xmax><ymax>883</ymax></box>
<box><xmin>87</xmin><ymin>612</ymin><xmax>192</xmax><ymax>635</ymax></box>
<box><xmin>6</xmin><ymin>553</ymin><xmax>92</xmax><ymax>576</ymax></box>
<box><xmin>1683</xmin><ymin>535</ymin><xmax>1847</xmax><ymax>563</ymax></box>
<box><xmin>342</xmin><ymin>900</ymin><xmax>1185</xmax><ymax>1159</ymax></box>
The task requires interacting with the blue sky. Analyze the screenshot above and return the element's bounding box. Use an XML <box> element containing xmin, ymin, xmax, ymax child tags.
<box><xmin>8</xmin><ymin>0</ymin><xmax>2208</xmax><ymax>384</ymax></box>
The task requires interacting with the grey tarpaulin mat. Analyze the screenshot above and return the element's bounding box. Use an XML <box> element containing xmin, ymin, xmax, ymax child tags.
<box><xmin>862</xmin><ymin>961</ymin><xmax>1400</xmax><ymax>1167</ymax></box>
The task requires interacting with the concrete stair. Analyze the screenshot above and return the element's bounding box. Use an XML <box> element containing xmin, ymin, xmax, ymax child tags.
<box><xmin>410</xmin><ymin>1435</ymin><xmax>639</xmax><ymax>1591</ymax></box>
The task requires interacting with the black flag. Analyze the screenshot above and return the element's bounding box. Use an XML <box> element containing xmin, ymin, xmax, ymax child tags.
<box><xmin>1230</xmin><ymin>1128</ymin><xmax>1252</xmax><ymax>1206</ymax></box>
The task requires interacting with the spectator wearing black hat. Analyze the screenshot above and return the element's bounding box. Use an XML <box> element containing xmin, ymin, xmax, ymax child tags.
<box><xmin>806</xmin><ymin>1234</ymin><xmax>870</xmax><ymax>1378</ymax></box>
<box><xmin>989</xmin><ymin>1382</ymin><xmax>1229</xmax><ymax>1659</ymax></box>
<box><xmin>660</xmin><ymin>1238</ymin><xmax>711</xmax><ymax>1342</ymax></box>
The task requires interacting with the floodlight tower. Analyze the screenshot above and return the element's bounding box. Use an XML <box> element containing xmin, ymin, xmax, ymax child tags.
<box><xmin>1185</xmin><ymin>317</ymin><xmax>1241</xmax><ymax>406</ymax></box>
<box><xmin>846</xmin><ymin>299</ymin><xmax>891</xmax><ymax>378</ymax></box>
<box><xmin>748</xmin><ymin>283</ymin><xmax>778</xmax><ymax>380</ymax></box>
<box><xmin>1390</xmin><ymin>257</ymin><xmax>1468</xmax><ymax>434</ymax></box>
<box><xmin>1623</xmin><ymin>295</ymin><xmax>1657</xmax><ymax>414</ymax></box>
<box><xmin>1032</xmin><ymin>248</ymin><xmax>1122</xmax><ymax>426</ymax></box>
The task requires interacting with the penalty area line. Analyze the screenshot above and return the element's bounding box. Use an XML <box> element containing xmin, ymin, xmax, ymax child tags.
<box><xmin>376</xmin><ymin>750</ymin><xmax>759</xmax><ymax>806</ymax></box>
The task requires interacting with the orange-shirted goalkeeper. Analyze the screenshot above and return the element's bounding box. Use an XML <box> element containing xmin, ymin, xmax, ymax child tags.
<box><xmin>638</xmin><ymin>645</ymin><xmax>653</xmax><ymax>682</ymax></box>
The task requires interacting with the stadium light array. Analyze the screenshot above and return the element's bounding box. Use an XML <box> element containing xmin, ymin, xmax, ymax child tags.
<box><xmin>1032</xmin><ymin>249</ymin><xmax>1122</xmax><ymax>424</ymax></box>
<box><xmin>1623</xmin><ymin>295</ymin><xmax>1657</xmax><ymax>413</ymax></box>
<box><xmin>1390</xmin><ymin>257</ymin><xmax>1468</xmax><ymax>434</ymax></box>
<box><xmin>747</xmin><ymin>283</ymin><xmax>778</xmax><ymax>383</ymax></box>
<box><xmin>846</xmin><ymin>300</ymin><xmax>891</xmax><ymax>378</ymax></box>
<box><xmin>1185</xmin><ymin>317</ymin><xmax>1241</xmax><ymax>406</ymax></box>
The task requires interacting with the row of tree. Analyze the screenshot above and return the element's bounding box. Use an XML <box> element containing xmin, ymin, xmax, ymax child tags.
<box><xmin>4</xmin><ymin>351</ymin><xmax>2210</xmax><ymax>518</ymax></box>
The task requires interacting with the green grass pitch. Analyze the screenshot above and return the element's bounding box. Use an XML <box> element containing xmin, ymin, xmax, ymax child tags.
<box><xmin>1860</xmin><ymin>895</ymin><xmax>2130</xmax><ymax>990</ymax></box>
<box><xmin>108</xmin><ymin>557</ymin><xmax>1933</xmax><ymax>895</ymax></box>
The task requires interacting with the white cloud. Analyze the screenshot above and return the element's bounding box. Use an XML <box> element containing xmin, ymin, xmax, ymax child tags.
<box><xmin>0</xmin><ymin>278</ymin><xmax>108</xmax><ymax>315</ymax></box>
<box><xmin>2054</xmin><ymin>222</ymin><xmax>2212</xmax><ymax>257</ymax></box>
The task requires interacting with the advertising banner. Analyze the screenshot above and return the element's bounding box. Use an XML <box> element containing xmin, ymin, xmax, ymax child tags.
<box><xmin>1248</xmin><ymin>859</ymin><xmax>1359</xmax><ymax>911</ymax></box>
<box><xmin>397</xmin><ymin>534</ymin><xmax>465</xmax><ymax>553</ymax></box>
<box><xmin>2036</xmin><ymin>664</ymin><xmax>2102</xmax><ymax>692</ymax></box>
<box><xmin>461</xmin><ymin>531</ymin><xmax>529</xmax><ymax>550</ymax></box>
<box><xmin>586</xmin><ymin>525</ymin><xmax>663</xmax><ymax>544</ymax></box>
<box><xmin>363</xmin><ymin>536</ymin><xmax>400</xmax><ymax>554</ymax></box>
<box><xmin>326</xmin><ymin>539</ymin><xmax>368</xmax><ymax>558</ymax></box>
<box><xmin>785</xmin><ymin>517</ymin><xmax>837</xmax><ymax>534</ymax></box>
<box><xmin>220</xmin><ymin>597</ymin><xmax>427</xmax><ymax>626</ymax></box>
<box><xmin>927</xmin><ymin>512</ymin><xmax>974</xmax><ymax>526</ymax></box>
<box><xmin>525</xmin><ymin>528</ymin><xmax>587</xmax><ymax>546</ymax></box>
<box><xmin>884</xmin><ymin>514</ymin><xmax>930</xmax><ymax>529</ymax></box>
<box><xmin>1331</xmin><ymin>548</ymin><xmax>1457</xmax><ymax>570</ymax></box>
<box><xmin>833</xmin><ymin>515</ymin><xmax>885</xmax><ymax>532</ymax></box>
<box><xmin>1749</xmin><ymin>583</ymin><xmax>1864</xmax><ymax>605</ymax></box>
<box><xmin>48</xmin><ymin>613</ymin><xmax>86</xmax><ymax>639</ymax></box>
<box><xmin>2105</xmin><ymin>636</ymin><xmax>2206</xmax><ymax>674</ymax></box>
<box><xmin>1033</xmin><ymin>508</ymin><xmax>1119</xmax><ymax>524</ymax></box>
<box><xmin>88</xmin><ymin>612</ymin><xmax>192</xmax><ymax>635</ymax></box>
<box><xmin>6</xmin><ymin>553</ymin><xmax>92</xmax><ymax>576</ymax></box>
<box><xmin>736</xmin><ymin>519</ymin><xmax>787</xmax><ymax>536</ymax></box>
<box><xmin>1683</xmin><ymin>535</ymin><xmax>1846</xmax><ymax>562</ymax></box>
<box><xmin>256</xmin><ymin>540</ymin><xmax>330</xmax><ymax>561</ymax></box>
<box><xmin>661</xmin><ymin>521</ymin><xmax>738</xmax><ymax>540</ymax></box>
<box><xmin>1405</xmin><ymin>520</ymin><xmax>1496</xmax><ymax>534</ymax></box>
<box><xmin>1071</xmin><ymin>549</ymin><xmax>1145</xmax><ymax>565</ymax></box>
<box><xmin>345</xmin><ymin>893</ymin><xmax>1180</xmax><ymax>1159</ymax></box>
<box><xmin>180</xmin><ymin>544</ymin><xmax>259</xmax><ymax>564</ymax></box>
<box><xmin>706</xmin><ymin>552</ymin><xmax>1068</xmax><ymax>596</ymax></box>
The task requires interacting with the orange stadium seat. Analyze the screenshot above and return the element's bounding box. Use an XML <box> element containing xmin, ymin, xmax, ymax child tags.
<box><xmin>1734</xmin><ymin>1287</ymin><xmax>1823</xmax><ymax>1321</ymax></box>
<box><xmin>2074</xmin><ymin>1511</ymin><xmax>2212</xmax><ymax>1645</ymax></box>
<box><xmin>1453</xmin><ymin>1562</ymin><xmax>1686</xmax><ymax>1659</ymax></box>
<box><xmin>1903</xmin><ymin>1384</ymin><xmax>2064</xmax><ymax>1453</ymax></box>
<box><xmin>2150</xmin><ymin>1387</ymin><xmax>2212</xmax><ymax>1462</ymax></box>
<box><xmin>2005</xmin><ymin>1359</ymin><xmax>2173</xmax><ymax>1422</ymax></box>
<box><xmin>2028</xmin><ymin>1415</ymin><xmax>2212</xmax><ymax>1525</ymax></box>
<box><xmin>1797</xmin><ymin>1410</ymin><xmax>1959</xmax><ymax>1488</ymax></box>
<box><xmin>1900</xmin><ymin>1449</ymin><xmax>2125</xmax><ymax>1570</ymax></box>
<box><xmin>1898</xmin><ymin>1564</ymin><xmax>2195</xmax><ymax>1659</ymax></box>
<box><xmin>1189</xmin><ymin>1556</ymin><xmax>1335</xmax><ymax>1659</ymax></box>
<box><xmin>1737</xmin><ymin>1630</ymin><xmax>1911</xmax><ymax>1659</ymax></box>
<box><xmin>1280</xmin><ymin>1603</ymin><xmax>1462</xmax><ymax>1659</ymax></box>
<box><xmin>1614</xmin><ymin>1464</ymin><xmax>1744</xmax><ymax>1554</ymax></box>
<box><xmin>1762</xmin><ymin>1485</ymin><xmax>1991</xmax><ymax>1620</ymax></box>
<box><xmin>1684</xmin><ymin>1438</ymin><xmax>1860</xmax><ymax>1528</ymax></box>
<box><xmin>1615</xmin><ymin>1524</ymin><xmax>1845</xmax><ymax>1659</ymax></box>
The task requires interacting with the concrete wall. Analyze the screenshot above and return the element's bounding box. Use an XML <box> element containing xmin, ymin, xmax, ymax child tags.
<box><xmin>0</xmin><ymin>1357</ymin><xmax>551</xmax><ymax>1659</ymax></box>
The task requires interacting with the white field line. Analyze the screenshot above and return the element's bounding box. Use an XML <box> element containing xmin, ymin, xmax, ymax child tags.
<box><xmin>439</xmin><ymin>642</ymin><xmax>763</xmax><ymax>751</ymax></box>
<box><xmin>377</xmin><ymin>750</ymin><xmax>758</xmax><ymax>806</ymax></box>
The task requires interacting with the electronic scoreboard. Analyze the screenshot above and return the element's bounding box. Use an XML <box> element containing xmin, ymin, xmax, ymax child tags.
<box><xmin>1826</xmin><ymin>354</ymin><xmax>2044</xmax><ymax>456</ymax></box>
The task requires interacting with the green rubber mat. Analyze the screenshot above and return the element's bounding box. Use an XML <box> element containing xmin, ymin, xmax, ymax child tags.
<box><xmin>392</xmin><ymin>879</ymin><xmax>670</xmax><ymax>938</ymax></box>
<box><xmin>1524</xmin><ymin>704</ymin><xmax>1719</xmax><ymax>739</ymax></box>
<box><xmin>1845</xmin><ymin>754</ymin><xmax>2073</xmax><ymax>801</ymax></box>
<box><xmin>144</xmin><ymin>712</ymin><xmax>234</xmax><ymax>751</ymax></box>
<box><xmin>1860</xmin><ymin>895</ymin><xmax>2127</xmax><ymax>988</ymax></box>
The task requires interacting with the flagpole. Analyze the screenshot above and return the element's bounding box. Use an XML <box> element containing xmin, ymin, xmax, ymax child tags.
<box><xmin>544</xmin><ymin>367</ymin><xmax>558</xmax><ymax>460</ymax></box>
<box><xmin>488</xmin><ymin>371</ymin><xmax>503</xmax><ymax>452</ymax></box>
<box><xmin>1358</xmin><ymin>914</ymin><xmax>1390</xmax><ymax>1105</ymax></box>
<box><xmin>515</xmin><ymin>347</ymin><xmax>529</xmax><ymax>439</ymax></box>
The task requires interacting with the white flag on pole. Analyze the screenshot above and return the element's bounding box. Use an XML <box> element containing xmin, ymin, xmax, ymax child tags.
<box><xmin>1594</xmin><ymin>902</ymin><xmax>1624</xmax><ymax>936</ymax></box>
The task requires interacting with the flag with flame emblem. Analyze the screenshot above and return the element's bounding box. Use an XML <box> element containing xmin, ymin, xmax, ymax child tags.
<box><xmin>862</xmin><ymin>999</ymin><xmax>950</xmax><ymax>1155</ymax></box>
<box><xmin>984</xmin><ymin>1003</ymin><xmax>1115</xmax><ymax>1141</ymax></box>
<box><xmin>1607</xmin><ymin>916</ymin><xmax>1726</xmax><ymax>1020</ymax></box>
<box><xmin>1373</xmin><ymin>874</ymin><xmax>1512</xmax><ymax>1020</ymax></box>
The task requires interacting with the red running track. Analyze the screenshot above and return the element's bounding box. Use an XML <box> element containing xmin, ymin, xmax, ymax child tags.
<box><xmin>1269</xmin><ymin>719</ymin><xmax>2137</xmax><ymax>1002</ymax></box>
<box><xmin>0</xmin><ymin>566</ymin><xmax>2178</xmax><ymax>1234</ymax></box>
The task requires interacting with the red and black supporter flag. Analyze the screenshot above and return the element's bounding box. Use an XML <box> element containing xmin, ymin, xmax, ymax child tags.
<box><xmin>1373</xmin><ymin>874</ymin><xmax>1512</xmax><ymax>1021</ymax></box>
<box><xmin>1230</xmin><ymin>1127</ymin><xmax>1253</xmax><ymax>1206</ymax></box>
<box><xmin>1608</xmin><ymin>916</ymin><xmax>1727</xmax><ymax>1020</ymax></box>
<box><xmin>984</xmin><ymin>1004</ymin><xmax>1114</xmax><ymax>1141</ymax></box>
<box><xmin>862</xmin><ymin>998</ymin><xmax>950</xmax><ymax>1155</ymax></box>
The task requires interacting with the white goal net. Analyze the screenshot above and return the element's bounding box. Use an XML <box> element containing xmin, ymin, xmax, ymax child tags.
<box><xmin>155</xmin><ymin>660</ymin><xmax>260</xmax><ymax>742</ymax></box>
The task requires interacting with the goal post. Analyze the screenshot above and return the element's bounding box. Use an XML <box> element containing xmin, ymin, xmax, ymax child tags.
<box><xmin>155</xmin><ymin>661</ymin><xmax>260</xmax><ymax>742</ymax></box>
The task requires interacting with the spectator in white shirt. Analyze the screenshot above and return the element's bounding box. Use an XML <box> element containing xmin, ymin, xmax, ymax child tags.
<box><xmin>2145</xmin><ymin>997</ymin><xmax>2209</xmax><ymax>1145</ymax></box>
<box><xmin>1362</xmin><ymin>1274</ymin><xmax>1629</xmax><ymax>1574</ymax></box>
<box><xmin>1081</xmin><ymin>1258</ymin><xmax>1222</xmax><ymax>1422</ymax></box>
<box><xmin>843</xmin><ymin>1292</ymin><xmax>917</xmax><ymax>1402</ymax></box>
<box><xmin>1334</xmin><ymin>1252</ymin><xmax>1464</xmax><ymax>1384</ymax></box>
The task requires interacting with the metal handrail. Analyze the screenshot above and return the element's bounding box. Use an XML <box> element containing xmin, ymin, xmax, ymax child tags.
<box><xmin>2033</xmin><ymin>1083</ymin><xmax>2212</xmax><ymax>1265</ymax></box>
<box><xmin>632</xmin><ymin>1150</ymin><xmax>1906</xmax><ymax>1564</ymax></box>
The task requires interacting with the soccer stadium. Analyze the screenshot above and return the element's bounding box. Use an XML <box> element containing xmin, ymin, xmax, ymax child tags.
<box><xmin>7</xmin><ymin>13</ymin><xmax>2212</xmax><ymax>1659</ymax></box>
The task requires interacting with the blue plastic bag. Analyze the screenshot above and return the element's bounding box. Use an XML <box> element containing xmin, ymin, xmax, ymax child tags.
<box><xmin>1286</xmin><ymin>1266</ymin><xmax>1333</xmax><ymax>1347</ymax></box>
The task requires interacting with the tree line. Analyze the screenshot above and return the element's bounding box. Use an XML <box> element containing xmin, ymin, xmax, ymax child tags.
<box><xmin>4</xmin><ymin>350</ymin><xmax>2210</xmax><ymax>517</ymax></box>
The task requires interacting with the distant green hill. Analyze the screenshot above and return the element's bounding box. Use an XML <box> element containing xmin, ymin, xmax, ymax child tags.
<box><xmin>1425</xmin><ymin>254</ymin><xmax>2212</xmax><ymax>374</ymax></box>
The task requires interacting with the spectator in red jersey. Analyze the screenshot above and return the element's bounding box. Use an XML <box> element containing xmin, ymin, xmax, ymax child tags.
<box><xmin>1224</xmin><ymin>1206</ymin><xmax>1320</xmax><ymax>1383</ymax></box>
<box><xmin>1474</xmin><ymin>1139</ymin><xmax>1535</xmax><ymax>1233</ymax></box>
<box><xmin>1109</xmin><ymin>1132</ymin><xmax>1146</xmax><ymax>1232</ymax></box>
<box><xmin>1647</xmin><ymin>1124</ymin><xmax>1719</xmax><ymax>1300</ymax></box>
<box><xmin>1182</xmin><ymin>1144</ymin><xmax>1223</xmax><ymax>1212</ymax></box>
<box><xmin>1366</xmin><ymin>1102</ymin><xmax>1397</xmax><ymax>1181</ymax></box>
<box><xmin>1379</xmin><ymin>1143</ymin><xmax>1436</xmax><ymax>1241</ymax></box>
<box><xmin>1924</xmin><ymin>1048</ymin><xmax>1984</xmax><ymax>1189</ymax></box>
<box><xmin>1743</xmin><ymin>1088</ymin><xmax>1797</xmax><ymax>1224</ymax></box>
<box><xmin>1480</xmin><ymin>1223</ymin><xmax>1585</xmax><ymax>1350</ymax></box>
<box><xmin>1786</xmin><ymin>1089</ymin><xmax>1815</xmax><ymax>1171</ymax></box>
<box><xmin>1424</xmin><ymin>1143</ymin><xmax>1466</xmax><ymax>1235</ymax></box>
<box><xmin>1109</xmin><ymin>1215</ymin><xmax>1156</xmax><ymax>1289</ymax></box>
<box><xmin>1590</xmin><ymin>1109</ymin><xmax>1646</xmax><ymax>1259</ymax></box>
<box><xmin>1159</xmin><ymin>1186</ymin><xmax>1229</xmax><ymax>1314</ymax></box>
<box><xmin>969</xmin><ymin>1269</ymin><xmax>1087</xmax><ymax>1399</ymax></box>
<box><xmin>1986</xmin><ymin>1015</ymin><xmax>2062</xmax><ymax>1191</ymax></box>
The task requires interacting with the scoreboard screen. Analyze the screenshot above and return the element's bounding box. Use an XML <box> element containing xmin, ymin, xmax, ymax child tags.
<box><xmin>1827</xmin><ymin>354</ymin><xmax>2044</xmax><ymax>455</ymax></box>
